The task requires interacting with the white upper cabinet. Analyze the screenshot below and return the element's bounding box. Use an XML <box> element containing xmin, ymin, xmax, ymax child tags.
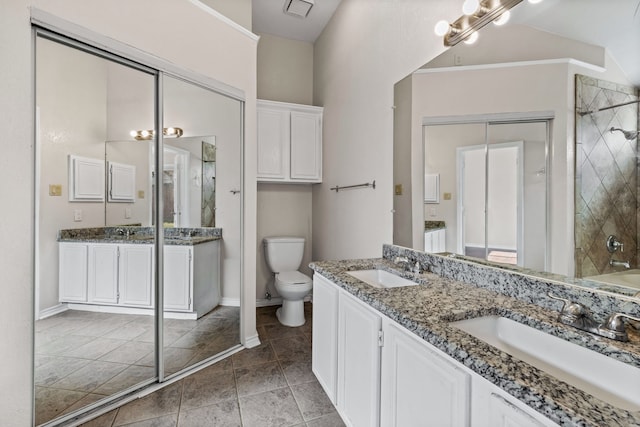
<box><xmin>108</xmin><ymin>161</ymin><xmax>136</xmax><ymax>202</ymax></box>
<box><xmin>68</xmin><ymin>155</ymin><xmax>105</xmax><ymax>201</ymax></box>
<box><xmin>257</xmin><ymin>100</ymin><xmax>322</xmax><ymax>183</ymax></box>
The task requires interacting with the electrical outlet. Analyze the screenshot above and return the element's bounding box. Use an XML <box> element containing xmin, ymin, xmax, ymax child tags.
<box><xmin>125</xmin><ymin>208</ymin><xmax>132</xmax><ymax>219</ymax></box>
<box><xmin>74</xmin><ymin>209</ymin><xmax>82</xmax><ymax>222</ymax></box>
<box><xmin>454</xmin><ymin>54</ymin><xmax>462</xmax><ymax>66</ymax></box>
<box><xmin>429</xmin><ymin>207</ymin><xmax>437</xmax><ymax>217</ymax></box>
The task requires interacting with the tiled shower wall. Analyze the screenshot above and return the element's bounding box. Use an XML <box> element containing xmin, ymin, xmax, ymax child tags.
<box><xmin>575</xmin><ymin>75</ymin><xmax>639</xmax><ymax>277</ymax></box>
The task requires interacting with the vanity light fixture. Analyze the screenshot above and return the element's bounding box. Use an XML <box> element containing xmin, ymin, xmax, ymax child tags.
<box><xmin>129</xmin><ymin>127</ymin><xmax>184</xmax><ymax>141</ymax></box>
<box><xmin>435</xmin><ymin>0</ymin><xmax>532</xmax><ymax>47</ymax></box>
<box><xmin>283</xmin><ymin>0</ymin><xmax>314</xmax><ymax>18</ymax></box>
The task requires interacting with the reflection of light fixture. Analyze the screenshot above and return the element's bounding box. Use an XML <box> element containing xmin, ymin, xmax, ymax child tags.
<box><xmin>283</xmin><ymin>0</ymin><xmax>314</xmax><ymax>18</ymax></box>
<box><xmin>129</xmin><ymin>127</ymin><xmax>184</xmax><ymax>141</ymax></box>
<box><xmin>434</xmin><ymin>0</ymin><xmax>538</xmax><ymax>47</ymax></box>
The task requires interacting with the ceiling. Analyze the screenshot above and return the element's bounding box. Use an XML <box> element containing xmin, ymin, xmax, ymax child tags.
<box><xmin>251</xmin><ymin>0</ymin><xmax>640</xmax><ymax>86</ymax></box>
<box><xmin>252</xmin><ymin>0</ymin><xmax>343</xmax><ymax>43</ymax></box>
<box><xmin>510</xmin><ymin>0</ymin><xmax>640</xmax><ymax>86</ymax></box>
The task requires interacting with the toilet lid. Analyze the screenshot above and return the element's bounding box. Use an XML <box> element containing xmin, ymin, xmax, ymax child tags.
<box><xmin>277</xmin><ymin>271</ymin><xmax>312</xmax><ymax>284</ymax></box>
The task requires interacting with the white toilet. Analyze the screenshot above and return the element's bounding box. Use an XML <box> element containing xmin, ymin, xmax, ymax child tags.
<box><xmin>263</xmin><ymin>236</ymin><xmax>313</xmax><ymax>327</ymax></box>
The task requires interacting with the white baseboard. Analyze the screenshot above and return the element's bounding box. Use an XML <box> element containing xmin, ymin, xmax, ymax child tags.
<box><xmin>219</xmin><ymin>297</ymin><xmax>240</xmax><ymax>307</ymax></box>
<box><xmin>243</xmin><ymin>333</ymin><xmax>261</xmax><ymax>348</ymax></box>
<box><xmin>38</xmin><ymin>304</ymin><xmax>68</xmax><ymax>319</ymax></box>
<box><xmin>256</xmin><ymin>297</ymin><xmax>283</xmax><ymax>307</ymax></box>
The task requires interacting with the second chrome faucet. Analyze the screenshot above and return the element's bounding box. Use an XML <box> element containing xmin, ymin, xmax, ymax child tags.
<box><xmin>548</xmin><ymin>293</ymin><xmax>640</xmax><ymax>342</ymax></box>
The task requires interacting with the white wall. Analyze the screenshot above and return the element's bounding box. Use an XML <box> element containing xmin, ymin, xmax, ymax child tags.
<box><xmin>0</xmin><ymin>1</ymin><xmax>257</xmax><ymax>423</ymax></box>
<box><xmin>256</xmin><ymin>32</ymin><xmax>315</xmax><ymax>302</ymax></box>
<box><xmin>312</xmin><ymin>0</ymin><xmax>459</xmax><ymax>261</ymax></box>
<box><xmin>36</xmin><ymin>37</ymin><xmax>109</xmax><ymax>312</ymax></box>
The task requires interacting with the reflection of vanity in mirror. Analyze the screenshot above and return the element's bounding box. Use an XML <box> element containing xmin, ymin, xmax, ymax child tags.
<box><xmin>393</xmin><ymin>0</ymin><xmax>640</xmax><ymax>298</ymax></box>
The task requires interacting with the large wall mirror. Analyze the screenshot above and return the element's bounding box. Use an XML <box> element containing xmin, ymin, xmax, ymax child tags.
<box><xmin>393</xmin><ymin>0</ymin><xmax>640</xmax><ymax>298</ymax></box>
<box><xmin>34</xmin><ymin>30</ymin><xmax>243</xmax><ymax>426</ymax></box>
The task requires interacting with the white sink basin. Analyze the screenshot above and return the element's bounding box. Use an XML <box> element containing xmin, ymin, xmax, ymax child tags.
<box><xmin>452</xmin><ymin>315</ymin><xmax>640</xmax><ymax>411</ymax></box>
<box><xmin>347</xmin><ymin>269</ymin><xmax>418</xmax><ymax>288</ymax></box>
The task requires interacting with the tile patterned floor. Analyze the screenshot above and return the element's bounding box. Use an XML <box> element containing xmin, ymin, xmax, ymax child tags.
<box><xmin>35</xmin><ymin>306</ymin><xmax>240</xmax><ymax>425</ymax></box>
<box><xmin>76</xmin><ymin>304</ymin><xmax>344</xmax><ymax>427</ymax></box>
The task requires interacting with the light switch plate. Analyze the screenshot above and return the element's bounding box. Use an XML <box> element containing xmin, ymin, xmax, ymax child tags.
<box><xmin>49</xmin><ymin>184</ymin><xmax>62</xmax><ymax>196</ymax></box>
<box><xmin>394</xmin><ymin>184</ymin><xmax>403</xmax><ymax>195</ymax></box>
<box><xmin>138</xmin><ymin>190</ymin><xmax>145</xmax><ymax>199</ymax></box>
<box><xmin>443</xmin><ymin>192</ymin><xmax>452</xmax><ymax>200</ymax></box>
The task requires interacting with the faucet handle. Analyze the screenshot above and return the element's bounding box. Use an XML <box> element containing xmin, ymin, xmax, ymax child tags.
<box><xmin>547</xmin><ymin>292</ymin><xmax>587</xmax><ymax>317</ymax></box>
<box><xmin>600</xmin><ymin>312</ymin><xmax>640</xmax><ymax>342</ymax></box>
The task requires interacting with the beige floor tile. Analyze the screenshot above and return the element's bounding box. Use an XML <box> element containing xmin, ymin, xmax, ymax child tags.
<box><xmin>290</xmin><ymin>381</ymin><xmax>335</xmax><ymax>421</ymax></box>
<box><xmin>231</xmin><ymin>342</ymin><xmax>276</xmax><ymax>368</ymax></box>
<box><xmin>235</xmin><ymin>361</ymin><xmax>287</xmax><ymax>397</ymax></box>
<box><xmin>238</xmin><ymin>387</ymin><xmax>304</xmax><ymax>427</ymax></box>
<box><xmin>177</xmin><ymin>400</ymin><xmax>241</xmax><ymax>427</ymax></box>
<box><xmin>181</xmin><ymin>368</ymin><xmax>237</xmax><ymax>410</ymax></box>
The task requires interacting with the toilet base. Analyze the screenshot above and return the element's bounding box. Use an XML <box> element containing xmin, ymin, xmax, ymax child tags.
<box><xmin>276</xmin><ymin>300</ymin><xmax>306</xmax><ymax>327</ymax></box>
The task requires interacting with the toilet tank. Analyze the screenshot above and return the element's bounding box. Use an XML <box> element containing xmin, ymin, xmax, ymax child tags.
<box><xmin>263</xmin><ymin>236</ymin><xmax>305</xmax><ymax>273</ymax></box>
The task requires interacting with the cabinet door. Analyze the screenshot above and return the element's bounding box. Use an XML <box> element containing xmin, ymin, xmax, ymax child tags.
<box><xmin>257</xmin><ymin>106</ymin><xmax>289</xmax><ymax>180</ymax></box>
<box><xmin>436</xmin><ymin>229</ymin><xmax>446</xmax><ymax>252</ymax></box>
<box><xmin>59</xmin><ymin>243</ymin><xmax>88</xmax><ymax>302</ymax></box>
<box><xmin>337</xmin><ymin>291</ymin><xmax>382</xmax><ymax>427</ymax></box>
<box><xmin>488</xmin><ymin>393</ymin><xmax>547</xmax><ymax>427</ymax></box>
<box><xmin>424</xmin><ymin>231</ymin><xmax>434</xmax><ymax>252</ymax></box>
<box><xmin>472</xmin><ymin>377</ymin><xmax>556</xmax><ymax>427</ymax></box>
<box><xmin>381</xmin><ymin>319</ymin><xmax>470</xmax><ymax>427</ymax></box>
<box><xmin>119</xmin><ymin>244</ymin><xmax>154</xmax><ymax>307</ymax></box>
<box><xmin>312</xmin><ymin>274</ymin><xmax>339</xmax><ymax>404</ymax></box>
<box><xmin>87</xmin><ymin>244</ymin><xmax>119</xmax><ymax>304</ymax></box>
<box><xmin>290</xmin><ymin>110</ymin><xmax>322</xmax><ymax>182</ymax></box>
<box><xmin>164</xmin><ymin>245</ymin><xmax>192</xmax><ymax>311</ymax></box>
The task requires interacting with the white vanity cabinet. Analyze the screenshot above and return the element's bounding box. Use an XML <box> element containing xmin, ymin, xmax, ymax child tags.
<box><xmin>59</xmin><ymin>243</ymin><xmax>89</xmax><ymax>302</ymax></box>
<box><xmin>312</xmin><ymin>274</ymin><xmax>339</xmax><ymax>403</ymax></box>
<box><xmin>337</xmin><ymin>290</ymin><xmax>382</xmax><ymax>427</ymax></box>
<box><xmin>471</xmin><ymin>375</ymin><xmax>557</xmax><ymax>427</ymax></box>
<box><xmin>163</xmin><ymin>241</ymin><xmax>220</xmax><ymax>316</ymax></box>
<box><xmin>312</xmin><ymin>273</ymin><xmax>558</xmax><ymax>427</ymax></box>
<box><xmin>59</xmin><ymin>240</ymin><xmax>219</xmax><ymax>318</ymax></box>
<box><xmin>118</xmin><ymin>244</ymin><xmax>154</xmax><ymax>307</ymax></box>
<box><xmin>87</xmin><ymin>244</ymin><xmax>119</xmax><ymax>305</ymax></box>
<box><xmin>424</xmin><ymin>228</ymin><xmax>446</xmax><ymax>253</ymax></box>
<box><xmin>257</xmin><ymin>99</ymin><xmax>322</xmax><ymax>183</ymax></box>
<box><xmin>380</xmin><ymin>319</ymin><xmax>470</xmax><ymax>426</ymax></box>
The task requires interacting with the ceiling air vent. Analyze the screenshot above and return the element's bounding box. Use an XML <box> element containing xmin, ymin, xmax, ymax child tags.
<box><xmin>283</xmin><ymin>0</ymin><xmax>314</xmax><ymax>18</ymax></box>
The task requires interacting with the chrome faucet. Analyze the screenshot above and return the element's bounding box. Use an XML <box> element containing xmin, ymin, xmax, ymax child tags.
<box><xmin>609</xmin><ymin>259</ymin><xmax>630</xmax><ymax>269</ymax></box>
<box><xmin>393</xmin><ymin>256</ymin><xmax>411</xmax><ymax>270</ymax></box>
<box><xmin>548</xmin><ymin>293</ymin><xmax>640</xmax><ymax>342</ymax></box>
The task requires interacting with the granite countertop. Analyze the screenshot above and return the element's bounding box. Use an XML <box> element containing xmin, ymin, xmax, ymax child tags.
<box><xmin>424</xmin><ymin>220</ymin><xmax>445</xmax><ymax>231</ymax></box>
<box><xmin>57</xmin><ymin>226</ymin><xmax>222</xmax><ymax>246</ymax></box>
<box><xmin>309</xmin><ymin>257</ymin><xmax>640</xmax><ymax>427</ymax></box>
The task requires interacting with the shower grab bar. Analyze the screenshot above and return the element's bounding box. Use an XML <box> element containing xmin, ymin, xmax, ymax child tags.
<box><xmin>330</xmin><ymin>180</ymin><xmax>376</xmax><ymax>192</ymax></box>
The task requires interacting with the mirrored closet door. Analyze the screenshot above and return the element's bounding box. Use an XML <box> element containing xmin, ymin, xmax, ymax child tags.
<box><xmin>34</xmin><ymin>30</ymin><xmax>242</xmax><ymax>426</ymax></box>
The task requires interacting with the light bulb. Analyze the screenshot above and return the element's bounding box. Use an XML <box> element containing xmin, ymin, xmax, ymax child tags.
<box><xmin>464</xmin><ymin>31</ymin><xmax>479</xmax><ymax>44</ymax></box>
<box><xmin>141</xmin><ymin>130</ymin><xmax>150</xmax><ymax>138</ymax></box>
<box><xmin>434</xmin><ymin>20</ymin><xmax>451</xmax><ymax>37</ymax></box>
<box><xmin>493</xmin><ymin>10</ymin><xmax>510</xmax><ymax>26</ymax></box>
<box><xmin>166</xmin><ymin>127</ymin><xmax>175</xmax><ymax>135</ymax></box>
<box><xmin>462</xmin><ymin>0</ymin><xmax>479</xmax><ymax>15</ymax></box>
<box><xmin>129</xmin><ymin>130</ymin><xmax>138</xmax><ymax>138</ymax></box>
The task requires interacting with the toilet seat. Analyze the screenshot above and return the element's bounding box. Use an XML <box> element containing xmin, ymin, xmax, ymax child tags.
<box><xmin>276</xmin><ymin>271</ymin><xmax>312</xmax><ymax>285</ymax></box>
